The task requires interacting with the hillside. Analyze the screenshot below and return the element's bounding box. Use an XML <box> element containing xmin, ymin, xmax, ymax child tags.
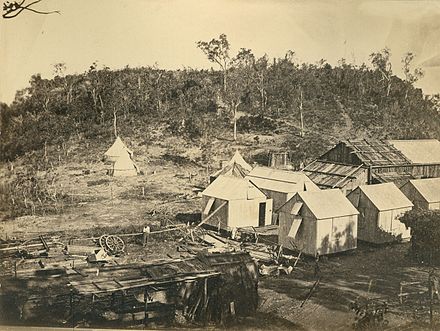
<box><xmin>1</xmin><ymin>50</ymin><xmax>440</xmax><ymax>221</ymax></box>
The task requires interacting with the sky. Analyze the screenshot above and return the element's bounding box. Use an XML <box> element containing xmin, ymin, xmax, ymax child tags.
<box><xmin>1</xmin><ymin>0</ymin><xmax>440</xmax><ymax>104</ymax></box>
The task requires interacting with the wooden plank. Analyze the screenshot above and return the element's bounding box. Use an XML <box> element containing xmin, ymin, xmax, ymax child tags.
<box><xmin>196</xmin><ymin>202</ymin><xmax>227</xmax><ymax>228</ymax></box>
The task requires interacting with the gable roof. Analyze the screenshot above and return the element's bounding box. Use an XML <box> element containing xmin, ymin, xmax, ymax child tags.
<box><xmin>246</xmin><ymin>167</ymin><xmax>319</xmax><ymax>193</ymax></box>
<box><xmin>387</xmin><ymin>139</ymin><xmax>440</xmax><ymax>164</ymax></box>
<box><xmin>211</xmin><ymin>150</ymin><xmax>253</xmax><ymax>179</ymax></box>
<box><xmin>105</xmin><ymin>136</ymin><xmax>133</xmax><ymax>158</ymax></box>
<box><xmin>211</xmin><ymin>161</ymin><xmax>249</xmax><ymax>180</ymax></box>
<box><xmin>356</xmin><ymin>183</ymin><xmax>413</xmax><ymax>211</ymax></box>
<box><xmin>297</xmin><ymin>189</ymin><xmax>359</xmax><ymax>219</ymax></box>
<box><xmin>202</xmin><ymin>175</ymin><xmax>266</xmax><ymax>201</ymax></box>
<box><xmin>302</xmin><ymin>160</ymin><xmax>367</xmax><ymax>189</ymax></box>
<box><xmin>407</xmin><ymin>178</ymin><xmax>440</xmax><ymax>203</ymax></box>
<box><xmin>341</xmin><ymin>139</ymin><xmax>410</xmax><ymax>166</ymax></box>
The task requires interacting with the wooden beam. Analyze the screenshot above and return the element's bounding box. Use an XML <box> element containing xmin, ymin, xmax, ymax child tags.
<box><xmin>196</xmin><ymin>202</ymin><xmax>227</xmax><ymax>228</ymax></box>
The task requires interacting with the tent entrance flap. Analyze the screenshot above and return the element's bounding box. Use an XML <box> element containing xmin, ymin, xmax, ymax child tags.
<box><xmin>204</xmin><ymin>197</ymin><xmax>216</xmax><ymax>215</ymax></box>
<box><xmin>288</xmin><ymin>218</ymin><xmax>303</xmax><ymax>238</ymax></box>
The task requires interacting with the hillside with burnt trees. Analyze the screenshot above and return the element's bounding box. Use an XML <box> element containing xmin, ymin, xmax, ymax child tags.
<box><xmin>1</xmin><ymin>35</ymin><xmax>440</xmax><ymax>165</ymax></box>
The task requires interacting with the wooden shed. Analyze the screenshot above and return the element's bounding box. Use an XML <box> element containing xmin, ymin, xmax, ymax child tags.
<box><xmin>347</xmin><ymin>183</ymin><xmax>413</xmax><ymax>244</ymax></box>
<box><xmin>400</xmin><ymin>178</ymin><xmax>440</xmax><ymax>210</ymax></box>
<box><xmin>246</xmin><ymin>166</ymin><xmax>319</xmax><ymax>211</ymax></box>
<box><xmin>278</xmin><ymin>189</ymin><xmax>358</xmax><ymax>256</ymax></box>
<box><xmin>201</xmin><ymin>175</ymin><xmax>273</xmax><ymax>230</ymax></box>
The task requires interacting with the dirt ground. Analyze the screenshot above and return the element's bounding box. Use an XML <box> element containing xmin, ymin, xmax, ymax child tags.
<box><xmin>0</xmin><ymin>137</ymin><xmax>439</xmax><ymax>330</ymax></box>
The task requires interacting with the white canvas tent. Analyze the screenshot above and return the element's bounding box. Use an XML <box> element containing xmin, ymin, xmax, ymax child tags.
<box><xmin>347</xmin><ymin>183</ymin><xmax>413</xmax><ymax>243</ymax></box>
<box><xmin>246</xmin><ymin>166</ymin><xmax>320</xmax><ymax>211</ymax></box>
<box><xmin>111</xmin><ymin>151</ymin><xmax>137</xmax><ymax>177</ymax></box>
<box><xmin>201</xmin><ymin>175</ymin><xmax>273</xmax><ymax>229</ymax></box>
<box><xmin>104</xmin><ymin>136</ymin><xmax>134</xmax><ymax>163</ymax></box>
<box><xmin>210</xmin><ymin>151</ymin><xmax>253</xmax><ymax>183</ymax></box>
<box><xmin>400</xmin><ymin>178</ymin><xmax>440</xmax><ymax>210</ymax></box>
<box><xmin>278</xmin><ymin>189</ymin><xmax>358</xmax><ymax>256</ymax></box>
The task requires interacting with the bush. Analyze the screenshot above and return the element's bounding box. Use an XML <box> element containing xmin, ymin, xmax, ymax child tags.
<box><xmin>236</xmin><ymin>115</ymin><xmax>277</xmax><ymax>134</ymax></box>
<box><xmin>400</xmin><ymin>209</ymin><xmax>440</xmax><ymax>264</ymax></box>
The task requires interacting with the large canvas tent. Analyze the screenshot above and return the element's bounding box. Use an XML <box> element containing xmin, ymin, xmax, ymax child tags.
<box><xmin>400</xmin><ymin>178</ymin><xmax>440</xmax><ymax>210</ymax></box>
<box><xmin>347</xmin><ymin>183</ymin><xmax>413</xmax><ymax>244</ymax></box>
<box><xmin>210</xmin><ymin>151</ymin><xmax>253</xmax><ymax>183</ymax></box>
<box><xmin>278</xmin><ymin>189</ymin><xmax>358</xmax><ymax>256</ymax></box>
<box><xmin>201</xmin><ymin>175</ymin><xmax>273</xmax><ymax>230</ymax></box>
<box><xmin>104</xmin><ymin>136</ymin><xmax>134</xmax><ymax>163</ymax></box>
<box><xmin>246</xmin><ymin>166</ymin><xmax>319</xmax><ymax>211</ymax></box>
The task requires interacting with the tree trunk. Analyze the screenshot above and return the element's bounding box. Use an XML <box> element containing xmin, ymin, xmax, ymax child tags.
<box><xmin>299</xmin><ymin>88</ymin><xmax>304</xmax><ymax>137</ymax></box>
<box><xmin>113</xmin><ymin>109</ymin><xmax>118</xmax><ymax>138</ymax></box>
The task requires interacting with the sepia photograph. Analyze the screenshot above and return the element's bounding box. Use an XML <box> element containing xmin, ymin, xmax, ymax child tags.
<box><xmin>1</xmin><ymin>0</ymin><xmax>440</xmax><ymax>330</ymax></box>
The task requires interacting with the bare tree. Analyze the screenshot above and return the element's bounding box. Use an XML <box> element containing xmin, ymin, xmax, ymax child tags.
<box><xmin>3</xmin><ymin>0</ymin><xmax>59</xmax><ymax>19</ymax></box>
<box><xmin>197</xmin><ymin>34</ymin><xmax>230</xmax><ymax>93</ymax></box>
<box><xmin>370</xmin><ymin>48</ymin><xmax>393</xmax><ymax>97</ymax></box>
<box><xmin>401</xmin><ymin>52</ymin><xmax>424</xmax><ymax>100</ymax></box>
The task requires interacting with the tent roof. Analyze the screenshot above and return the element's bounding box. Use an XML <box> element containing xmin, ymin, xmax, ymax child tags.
<box><xmin>202</xmin><ymin>175</ymin><xmax>266</xmax><ymax>201</ymax></box>
<box><xmin>105</xmin><ymin>136</ymin><xmax>133</xmax><ymax>158</ymax></box>
<box><xmin>246</xmin><ymin>167</ymin><xmax>319</xmax><ymax>193</ymax></box>
<box><xmin>211</xmin><ymin>162</ymin><xmax>249</xmax><ymax>179</ymax></box>
<box><xmin>297</xmin><ymin>189</ymin><xmax>359</xmax><ymax>219</ymax></box>
<box><xmin>407</xmin><ymin>178</ymin><xmax>440</xmax><ymax>203</ymax></box>
<box><xmin>356</xmin><ymin>183</ymin><xmax>413</xmax><ymax>211</ymax></box>
<box><xmin>225</xmin><ymin>151</ymin><xmax>253</xmax><ymax>172</ymax></box>
<box><xmin>387</xmin><ymin>139</ymin><xmax>440</xmax><ymax>164</ymax></box>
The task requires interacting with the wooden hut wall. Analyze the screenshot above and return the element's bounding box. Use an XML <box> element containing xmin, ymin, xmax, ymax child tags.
<box><xmin>319</xmin><ymin>143</ymin><xmax>363</xmax><ymax>165</ymax></box>
<box><xmin>260</xmin><ymin>189</ymin><xmax>290</xmax><ymax>211</ymax></box>
<box><xmin>373</xmin><ymin>164</ymin><xmax>440</xmax><ymax>179</ymax></box>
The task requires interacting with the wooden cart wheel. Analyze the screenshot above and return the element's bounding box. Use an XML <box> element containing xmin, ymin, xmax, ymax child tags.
<box><xmin>105</xmin><ymin>235</ymin><xmax>125</xmax><ymax>254</ymax></box>
<box><xmin>99</xmin><ymin>235</ymin><xmax>109</xmax><ymax>250</ymax></box>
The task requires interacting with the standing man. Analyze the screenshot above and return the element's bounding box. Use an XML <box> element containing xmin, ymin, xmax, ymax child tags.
<box><xmin>142</xmin><ymin>225</ymin><xmax>151</xmax><ymax>247</ymax></box>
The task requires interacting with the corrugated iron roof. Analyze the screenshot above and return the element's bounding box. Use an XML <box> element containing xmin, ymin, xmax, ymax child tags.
<box><xmin>246</xmin><ymin>167</ymin><xmax>319</xmax><ymax>193</ymax></box>
<box><xmin>407</xmin><ymin>178</ymin><xmax>440</xmax><ymax>203</ymax></box>
<box><xmin>202</xmin><ymin>175</ymin><xmax>266</xmax><ymax>201</ymax></box>
<box><xmin>372</xmin><ymin>171</ymin><xmax>414</xmax><ymax>188</ymax></box>
<box><xmin>302</xmin><ymin>160</ymin><xmax>367</xmax><ymax>188</ymax></box>
<box><xmin>297</xmin><ymin>189</ymin><xmax>359</xmax><ymax>219</ymax></box>
<box><xmin>356</xmin><ymin>183</ymin><xmax>413</xmax><ymax>211</ymax></box>
<box><xmin>343</xmin><ymin>139</ymin><xmax>410</xmax><ymax>166</ymax></box>
<box><xmin>387</xmin><ymin>139</ymin><xmax>440</xmax><ymax>164</ymax></box>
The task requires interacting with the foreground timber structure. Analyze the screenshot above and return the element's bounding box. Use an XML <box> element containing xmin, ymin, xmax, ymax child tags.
<box><xmin>0</xmin><ymin>252</ymin><xmax>258</xmax><ymax>328</ymax></box>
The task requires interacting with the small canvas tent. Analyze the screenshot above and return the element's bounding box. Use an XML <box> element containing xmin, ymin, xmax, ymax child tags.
<box><xmin>278</xmin><ymin>189</ymin><xmax>358</xmax><ymax>256</ymax></box>
<box><xmin>104</xmin><ymin>136</ymin><xmax>133</xmax><ymax>163</ymax></box>
<box><xmin>210</xmin><ymin>151</ymin><xmax>253</xmax><ymax>183</ymax></box>
<box><xmin>400</xmin><ymin>178</ymin><xmax>440</xmax><ymax>210</ymax></box>
<box><xmin>347</xmin><ymin>183</ymin><xmax>413</xmax><ymax>244</ymax></box>
<box><xmin>246</xmin><ymin>166</ymin><xmax>319</xmax><ymax>211</ymax></box>
<box><xmin>111</xmin><ymin>151</ymin><xmax>137</xmax><ymax>177</ymax></box>
<box><xmin>201</xmin><ymin>175</ymin><xmax>273</xmax><ymax>230</ymax></box>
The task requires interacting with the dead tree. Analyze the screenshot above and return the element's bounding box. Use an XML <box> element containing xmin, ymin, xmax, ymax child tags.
<box><xmin>3</xmin><ymin>0</ymin><xmax>60</xmax><ymax>19</ymax></box>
